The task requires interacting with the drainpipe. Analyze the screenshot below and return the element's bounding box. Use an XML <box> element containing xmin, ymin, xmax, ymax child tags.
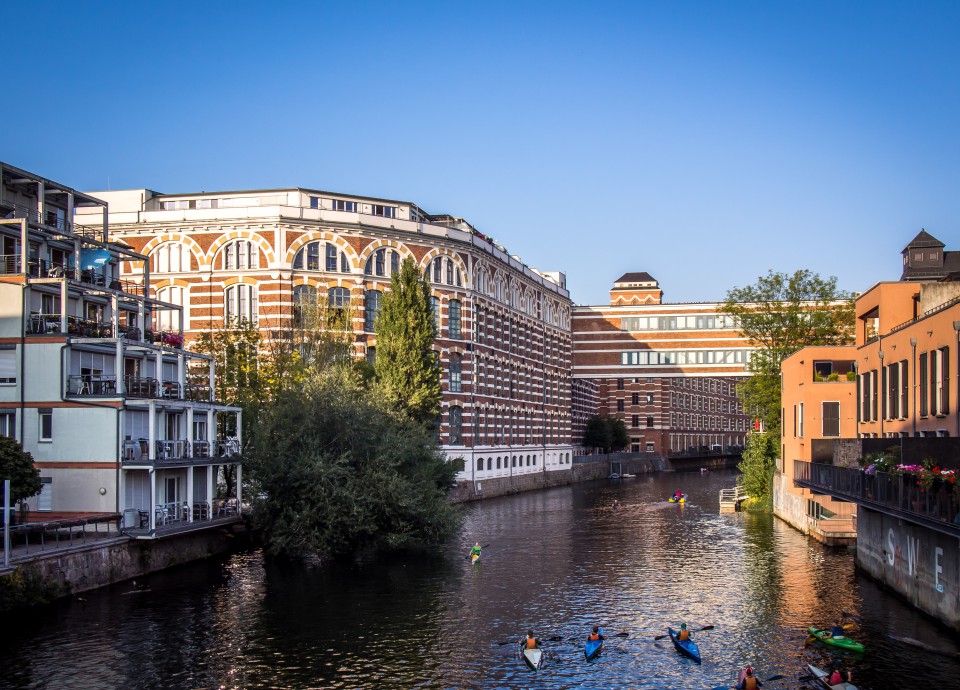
<box><xmin>909</xmin><ymin>337</ymin><xmax>917</xmax><ymax>437</ymax></box>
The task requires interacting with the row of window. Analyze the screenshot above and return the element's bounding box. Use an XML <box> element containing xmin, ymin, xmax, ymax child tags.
<box><xmin>669</xmin><ymin>393</ymin><xmax>743</xmax><ymax>414</ymax></box>
<box><xmin>474</xmin><ymin>454</ymin><xmax>540</xmax><ymax>472</ymax></box>
<box><xmin>791</xmin><ymin>401</ymin><xmax>841</xmax><ymax>438</ymax></box>
<box><xmin>621</xmin><ymin>349</ymin><xmax>751</xmax><ymax>366</ymax></box>
<box><xmin>620</xmin><ymin>314</ymin><xmax>738</xmax><ymax>332</ymax></box>
<box><xmin>858</xmin><ymin>347</ymin><xmax>951</xmax><ymax>423</ymax></box>
<box><xmin>668</xmin><ymin>413</ymin><xmax>744</xmax><ymax>431</ymax></box>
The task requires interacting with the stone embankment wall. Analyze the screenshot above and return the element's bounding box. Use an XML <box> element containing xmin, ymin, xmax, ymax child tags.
<box><xmin>7</xmin><ymin>522</ymin><xmax>247</xmax><ymax>600</ymax></box>
<box><xmin>856</xmin><ymin>506</ymin><xmax>960</xmax><ymax>629</ymax></box>
<box><xmin>451</xmin><ymin>456</ymin><xmax>662</xmax><ymax>502</ymax></box>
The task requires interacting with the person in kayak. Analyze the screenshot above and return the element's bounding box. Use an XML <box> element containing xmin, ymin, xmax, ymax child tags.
<box><xmin>469</xmin><ymin>542</ymin><xmax>482</xmax><ymax>559</ymax></box>
<box><xmin>673</xmin><ymin>490</ymin><xmax>684</xmax><ymax>501</ymax></box>
<box><xmin>524</xmin><ymin>630</ymin><xmax>538</xmax><ymax>649</ymax></box>
<box><xmin>828</xmin><ymin>659</ymin><xmax>851</xmax><ymax>685</ymax></box>
<box><xmin>736</xmin><ymin>666</ymin><xmax>762</xmax><ymax>689</ymax></box>
<box><xmin>825</xmin><ymin>619</ymin><xmax>846</xmax><ymax>639</ymax></box>
<box><xmin>612</xmin><ymin>499</ymin><xmax>620</xmax><ymax>510</ymax></box>
<box><xmin>677</xmin><ymin>622</ymin><xmax>690</xmax><ymax>641</ymax></box>
<box><xmin>587</xmin><ymin>625</ymin><xmax>604</xmax><ymax>641</ymax></box>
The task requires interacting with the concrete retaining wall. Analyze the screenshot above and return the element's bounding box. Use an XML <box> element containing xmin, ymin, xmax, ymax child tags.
<box><xmin>452</xmin><ymin>461</ymin><xmax>626</xmax><ymax>502</ymax></box>
<box><xmin>856</xmin><ymin>507</ymin><xmax>960</xmax><ymax>629</ymax></box>
<box><xmin>6</xmin><ymin>523</ymin><xmax>246</xmax><ymax>598</ymax></box>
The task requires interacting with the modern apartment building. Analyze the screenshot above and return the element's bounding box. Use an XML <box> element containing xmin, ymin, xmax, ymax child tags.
<box><xmin>78</xmin><ymin>187</ymin><xmax>575</xmax><ymax>482</ymax></box>
<box><xmin>571</xmin><ymin>273</ymin><xmax>751</xmax><ymax>455</ymax></box>
<box><xmin>0</xmin><ymin>162</ymin><xmax>242</xmax><ymax>534</ymax></box>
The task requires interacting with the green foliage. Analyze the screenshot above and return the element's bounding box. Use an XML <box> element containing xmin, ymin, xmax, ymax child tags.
<box><xmin>373</xmin><ymin>257</ymin><xmax>442</xmax><ymax>425</ymax></box>
<box><xmin>583</xmin><ymin>415</ymin><xmax>629</xmax><ymax>453</ymax></box>
<box><xmin>0</xmin><ymin>568</ymin><xmax>69</xmax><ymax>613</ymax></box>
<box><xmin>0</xmin><ymin>436</ymin><xmax>41</xmax><ymax>506</ymax></box>
<box><xmin>738</xmin><ymin>432</ymin><xmax>778</xmax><ymax>509</ymax></box>
<box><xmin>845</xmin><ymin>371</ymin><xmax>856</xmax><ymax>381</ymax></box>
<box><xmin>246</xmin><ymin>364</ymin><xmax>461</xmax><ymax>560</ymax></box>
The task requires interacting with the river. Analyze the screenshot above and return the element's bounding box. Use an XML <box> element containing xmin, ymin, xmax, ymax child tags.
<box><xmin>2</xmin><ymin>470</ymin><xmax>958</xmax><ymax>689</ymax></box>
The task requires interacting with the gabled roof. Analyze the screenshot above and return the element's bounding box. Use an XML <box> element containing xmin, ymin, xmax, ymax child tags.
<box><xmin>902</xmin><ymin>229</ymin><xmax>945</xmax><ymax>253</ymax></box>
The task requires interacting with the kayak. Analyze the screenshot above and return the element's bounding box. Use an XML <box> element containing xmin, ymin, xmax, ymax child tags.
<box><xmin>585</xmin><ymin>636</ymin><xmax>603</xmax><ymax>661</ymax></box>
<box><xmin>668</xmin><ymin>494</ymin><xmax>686</xmax><ymax>503</ymax></box>
<box><xmin>519</xmin><ymin>639</ymin><xmax>542</xmax><ymax>670</ymax></box>
<box><xmin>808</xmin><ymin>627</ymin><xmax>865</xmax><ymax>653</ymax></box>
<box><xmin>806</xmin><ymin>663</ymin><xmax>858</xmax><ymax>689</ymax></box>
<box><xmin>667</xmin><ymin>627</ymin><xmax>701</xmax><ymax>663</ymax></box>
<box><xmin>471</xmin><ymin>552</ymin><xmax>480</xmax><ymax>564</ymax></box>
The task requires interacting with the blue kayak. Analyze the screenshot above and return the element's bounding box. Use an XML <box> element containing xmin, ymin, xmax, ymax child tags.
<box><xmin>667</xmin><ymin>627</ymin><xmax>701</xmax><ymax>663</ymax></box>
<box><xmin>585</xmin><ymin>636</ymin><xmax>603</xmax><ymax>661</ymax></box>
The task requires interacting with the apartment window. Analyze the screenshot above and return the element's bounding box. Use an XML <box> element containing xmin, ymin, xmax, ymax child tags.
<box><xmin>366</xmin><ymin>346</ymin><xmax>376</xmax><ymax>366</ymax></box>
<box><xmin>224</xmin><ymin>284</ymin><xmax>258</xmax><ymax>324</ymax></box>
<box><xmin>632</xmin><ymin>392</ymin><xmax>639</xmax><ymax>405</ymax></box>
<box><xmin>932</xmin><ymin>347</ymin><xmax>950</xmax><ymax>416</ymax></box>
<box><xmin>38</xmin><ymin>408</ymin><xmax>53</xmax><ymax>441</ymax></box>
<box><xmin>631</xmin><ymin>414</ymin><xmax>639</xmax><ymax>428</ymax></box>
<box><xmin>328</xmin><ymin>287</ymin><xmax>350</xmax><ymax>308</ymax></box>
<box><xmin>221</xmin><ymin>240</ymin><xmax>258</xmax><ymax>270</ymax></box>
<box><xmin>798</xmin><ymin>402</ymin><xmax>804</xmax><ymax>438</ymax></box>
<box><xmin>448</xmin><ymin>300</ymin><xmax>461</xmax><ymax>339</ymax></box>
<box><xmin>430</xmin><ymin>296</ymin><xmax>440</xmax><ymax>332</ymax></box>
<box><xmin>822</xmin><ymin>401</ymin><xmax>840</xmax><ymax>437</ymax></box>
<box><xmin>153</xmin><ymin>242</ymin><xmax>191</xmax><ymax>273</ymax></box>
<box><xmin>898</xmin><ymin>359</ymin><xmax>909</xmax><ymax>419</ymax></box>
<box><xmin>364</xmin><ymin>290</ymin><xmax>381</xmax><ymax>332</ymax></box>
<box><xmin>37</xmin><ymin>476</ymin><xmax>52</xmax><ymax>511</ymax></box>
<box><xmin>332</xmin><ymin>199</ymin><xmax>357</xmax><ymax>212</ymax></box>
<box><xmin>646</xmin><ymin>415</ymin><xmax>654</xmax><ymax>428</ymax></box>
<box><xmin>646</xmin><ymin>394</ymin><xmax>653</xmax><ymax>404</ymax></box>
<box><xmin>448</xmin><ymin>406</ymin><xmax>463</xmax><ymax>445</ymax></box>
<box><xmin>371</xmin><ymin>204</ymin><xmax>396</xmax><ymax>219</ymax></box>
<box><xmin>919</xmin><ymin>353</ymin><xmax>928</xmax><ymax>417</ymax></box>
<box><xmin>616</xmin><ymin>399</ymin><xmax>625</xmax><ymax>412</ymax></box>
<box><xmin>293</xmin><ymin>285</ymin><xmax>318</xmax><ymax>328</ymax></box>
<box><xmin>616</xmin><ymin>378</ymin><xmax>624</xmax><ymax>390</ymax></box>
<box><xmin>646</xmin><ymin>442</ymin><xmax>655</xmax><ymax>453</ymax></box>
<box><xmin>0</xmin><ymin>411</ymin><xmax>14</xmax><ymax>438</ymax></box>
<box><xmin>365</xmin><ymin>248</ymin><xmax>397</xmax><ymax>277</ymax></box>
<box><xmin>156</xmin><ymin>285</ymin><xmax>185</xmax><ymax>331</ymax></box>
<box><xmin>0</xmin><ymin>347</ymin><xmax>15</xmax><ymax>384</ymax></box>
<box><xmin>449</xmin><ymin>353</ymin><xmax>462</xmax><ymax>393</ymax></box>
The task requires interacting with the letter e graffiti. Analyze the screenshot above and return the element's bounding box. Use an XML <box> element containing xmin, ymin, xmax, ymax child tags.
<box><xmin>887</xmin><ymin>528</ymin><xmax>895</xmax><ymax>566</ymax></box>
<box><xmin>935</xmin><ymin>547</ymin><xmax>944</xmax><ymax>591</ymax></box>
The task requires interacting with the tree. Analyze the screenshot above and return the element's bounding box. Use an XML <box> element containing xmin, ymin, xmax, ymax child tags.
<box><xmin>721</xmin><ymin>269</ymin><xmax>855</xmax><ymax>506</ymax></box>
<box><xmin>246</xmin><ymin>364</ymin><xmax>461</xmax><ymax>560</ymax></box>
<box><xmin>610</xmin><ymin>417</ymin><xmax>630</xmax><ymax>451</ymax></box>
<box><xmin>583</xmin><ymin>415</ymin><xmax>629</xmax><ymax>453</ymax></box>
<box><xmin>373</xmin><ymin>257</ymin><xmax>442</xmax><ymax>425</ymax></box>
<box><xmin>720</xmin><ymin>269</ymin><xmax>854</xmax><ymax>437</ymax></box>
<box><xmin>0</xmin><ymin>436</ymin><xmax>41</xmax><ymax>513</ymax></box>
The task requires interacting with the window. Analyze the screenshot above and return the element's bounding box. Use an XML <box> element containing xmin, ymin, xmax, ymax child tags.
<box><xmin>294</xmin><ymin>241</ymin><xmax>350</xmax><ymax>272</ymax></box>
<box><xmin>333</xmin><ymin>199</ymin><xmax>357</xmax><ymax>212</ymax></box>
<box><xmin>37</xmin><ymin>476</ymin><xmax>52</xmax><ymax>511</ymax></box>
<box><xmin>932</xmin><ymin>347</ymin><xmax>950</xmax><ymax>416</ymax></box>
<box><xmin>371</xmin><ymin>204</ymin><xmax>396</xmax><ymax>218</ymax></box>
<box><xmin>153</xmin><ymin>243</ymin><xmax>191</xmax><ymax>273</ymax></box>
<box><xmin>430</xmin><ymin>296</ymin><xmax>440</xmax><ymax>332</ymax></box>
<box><xmin>156</xmin><ymin>285</ymin><xmax>185</xmax><ymax>331</ymax></box>
<box><xmin>366</xmin><ymin>346</ymin><xmax>376</xmax><ymax>366</ymax></box>
<box><xmin>448</xmin><ymin>406</ymin><xmax>462</xmax><ymax>445</ymax></box>
<box><xmin>221</xmin><ymin>240</ymin><xmax>258</xmax><ymax>270</ymax></box>
<box><xmin>328</xmin><ymin>287</ymin><xmax>350</xmax><ymax>308</ymax></box>
<box><xmin>449</xmin><ymin>353</ymin><xmax>462</xmax><ymax>392</ymax></box>
<box><xmin>364</xmin><ymin>290</ymin><xmax>381</xmax><ymax>332</ymax></box>
<box><xmin>631</xmin><ymin>414</ymin><xmax>639</xmax><ymax>428</ymax></box>
<box><xmin>632</xmin><ymin>392</ymin><xmax>639</xmax><ymax>405</ymax></box>
<box><xmin>39</xmin><ymin>408</ymin><xmax>53</xmax><ymax>441</ymax></box>
<box><xmin>224</xmin><ymin>284</ymin><xmax>258</xmax><ymax>324</ymax></box>
<box><xmin>616</xmin><ymin>399</ymin><xmax>625</xmax><ymax>412</ymax></box>
<box><xmin>646</xmin><ymin>442</ymin><xmax>655</xmax><ymax>453</ymax></box>
<box><xmin>617</xmin><ymin>378</ymin><xmax>624</xmax><ymax>390</ymax></box>
<box><xmin>448</xmin><ymin>299</ymin><xmax>461</xmax><ymax>339</ymax></box>
<box><xmin>0</xmin><ymin>347</ymin><xmax>15</xmax><ymax>384</ymax></box>
<box><xmin>798</xmin><ymin>402</ymin><xmax>804</xmax><ymax>438</ymax></box>
<box><xmin>823</xmin><ymin>401</ymin><xmax>840</xmax><ymax>437</ymax></box>
<box><xmin>919</xmin><ymin>353</ymin><xmax>928</xmax><ymax>417</ymax></box>
<box><xmin>0</xmin><ymin>411</ymin><xmax>14</xmax><ymax>438</ymax></box>
<box><xmin>365</xmin><ymin>248</ymin><xmax>399</xmax><ymax>277</ymax></box>
<box><xmin>293</xmin><ymin>285</ymin><xmax>318</xmax><ymax>328</ymax></box>
<box><xmin>646</xmin><ymin>415</ymin><xmax>654</xmax><ymax>427</ymax></box>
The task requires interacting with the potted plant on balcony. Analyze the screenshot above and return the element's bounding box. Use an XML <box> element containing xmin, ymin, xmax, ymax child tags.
<box><xmin>160</xmin><ymin>331</ymin><xmax>184</xmax><ymax>348</ymax></box>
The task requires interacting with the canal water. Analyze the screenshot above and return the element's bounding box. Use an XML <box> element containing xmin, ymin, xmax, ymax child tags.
<box><xmin>3</xmin><ymin>470</ymin><xmax>959</xmax><ymax>689</ymax></box>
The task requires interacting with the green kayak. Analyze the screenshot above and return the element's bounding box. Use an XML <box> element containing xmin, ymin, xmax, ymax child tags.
<box><xmin>808</xmin><ymin>627</ymin><xmax>865</xmax><ymax>653</ymax></box>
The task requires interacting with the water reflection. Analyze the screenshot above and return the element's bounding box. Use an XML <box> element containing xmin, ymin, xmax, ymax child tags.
<box><xmin>2</xmin><ymin>470</ymin><xmax>959</xmax><ymax>689</ymax></box>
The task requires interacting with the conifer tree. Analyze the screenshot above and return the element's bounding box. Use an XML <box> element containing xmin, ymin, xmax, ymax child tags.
<box><xmin>373</xmin><ymin>257</ymin><xmax>442</xmax><ymax>425</ymax></box>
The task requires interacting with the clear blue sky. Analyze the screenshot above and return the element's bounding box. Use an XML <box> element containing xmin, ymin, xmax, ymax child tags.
<box><xmin>5</xmin><ymin>1</ymin><xmax>958</xmax><ymax>305</ymax></box>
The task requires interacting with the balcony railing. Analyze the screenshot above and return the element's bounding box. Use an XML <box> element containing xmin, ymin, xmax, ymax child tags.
<box><xmin>794</xmin><ymin>460</ymin><xmax>960</xmax><ymax>531</ymax></box>
<box><xmin>122</xmin><ymin>438</ymin><xmax>240</xmax><ymax>463</ymax></box>
<box><xmin>67</xmin><ymin>375</ymin><xmax>118</xmax><ymax>396</ymax></box>
<box><xmin>124</xmin><ymin>376</ymin><xmax>160</xmax><ymax>398</ymax></box>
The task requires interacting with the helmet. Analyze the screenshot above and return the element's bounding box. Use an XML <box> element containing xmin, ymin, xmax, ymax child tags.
<box><xmin>680</xmin><ymin>623</ymin><xmax>687</xmax><ymax>629</ymax></box>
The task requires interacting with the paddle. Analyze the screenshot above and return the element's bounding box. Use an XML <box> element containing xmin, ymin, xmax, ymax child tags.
<box><xmin>465</xmin><ymin>543</ymin><xmax>491</xmax><ymax>560</ymax></box>
<box><xmin>841</xmin><ymin>610</ymin><xmax>862</xmax><ymax>623</ymax></box>
<box><xmin>708</xmin><ymin>675</ymin><xmax>787</xmax><ymax>690</ymax></box>
<box><xmin>496</xmin><ymin>635</ymin><xmax>562</xmax><ymax>645</ymax></box>
<box><xmin>654</xmin><ymin>625</ymin><xmax>714</xmax><ymax>640</ymax></box>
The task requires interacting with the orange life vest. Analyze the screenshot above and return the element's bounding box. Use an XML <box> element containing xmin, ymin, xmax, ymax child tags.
<box><xmin>678</xmin><ymin>629</ymin><xmax>690</xmax><ymax>641</ymax></box>
<box><xmin>588</xmin><ymin>633</ymin><xmax>600</xmax><ymax>641</ymax></box>
<box><xmin>525</xmin><ymin>636</ymin><xmax>537</xmax><ymax>649</ymax></box>
<box><xmin>742</xmin><ymin>676</ymin><xmax>759</xmax><ymax>690</ymax></box>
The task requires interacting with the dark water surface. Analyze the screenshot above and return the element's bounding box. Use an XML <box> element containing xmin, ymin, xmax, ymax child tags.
<box><xmin>3</xmin><ymin>470</ymin><xmax>959</xmax><ymax>689</ymax></box>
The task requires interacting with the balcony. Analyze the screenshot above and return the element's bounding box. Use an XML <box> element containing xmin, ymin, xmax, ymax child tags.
<box><xmin>794</xmin><ymin>460</ymin><xmax>960</xmax><ymax>535</ymax></box>
<box><xmin>67</xmin><ymin>375</ymin><xmax>118</xmax><ymax>396</ymax></box>
<box><xmin>122</xmin><ymin>438</ymin><xmax>240</xmax><ymax>465</ymax></box>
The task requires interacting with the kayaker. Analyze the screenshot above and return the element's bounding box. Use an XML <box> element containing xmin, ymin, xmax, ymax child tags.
<box><xmin>677</xmin><ymin>622</ymin><xmax>690</xmax><ymax>641</ymax></box>
<box><xmin>587</xmin><ymin>625</ymin><xmax>604</xmax><ymax>641</ymax></box>
<box><xmin>612</xmin><ymin>499</ymin><xmax>620</xmax><ymax>510</ymax></box>
<box><xmin>827</xmin><ymin>659</ymin><xmax>851</xmax><ymax>685</ymax></box>
<box><xmin>825</xmin><ymin>619</ymin><xmax>846</xmax><ymax>639</ymax></box>
<box><xmin>524</xmin><ymin>630</ymin><xmax>538</xmax><ymax>649</ymax></box>
<box><xmin>736</xmin><ymin>666</ymin><xmax>761</xmax><ymax>689</ymax></box>
<box><xmin>673</xmin><ymin>490</ymin><xmax>684</xmax><ymax>501</ymax></box>
<box><xmin>469</xmin><ymin>542</ymin><xmax>482</xmax><ymax>559</ymax></box>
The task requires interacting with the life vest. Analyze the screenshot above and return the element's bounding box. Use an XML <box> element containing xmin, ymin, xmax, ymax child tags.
<box><xmin>588</xmin><ymin>633</ymin><xmax>600</xmax><ymax>641</ymax></box>
<box><xmin>525</xmin><ymin>636</ymin><xmax>537</xmax><ymax>649</ymax></box>
<box><xmin>828</xmin><ymin>671</ymin><xmax>843</xmax><ymax>685</ymax></box>
<box><xmin>742</xmin><ymin>675</ymin><xmax>759</xmax><ymax>690</ymax></box>
<box><xmin>677</xmin><ymin>629</ymin><xmax>690</xmax><ymax>641</ymax></box>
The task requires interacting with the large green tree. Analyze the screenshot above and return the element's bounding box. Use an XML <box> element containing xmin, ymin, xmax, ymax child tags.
<box><xmin>0</xmin><ymin>436</ymin><xmax>41</xmax><ymax>513</ymax></box>
<box><xmin>247</xmin><ymin>365</ymin><xmax>461</xmax><ymax>560</ymax></box>
<box><xmin>583</xmin><ymin>415</ymin><xmax>630</xmax><ymax>453</ymax></box>
<box><xmin>720</xmin><ymin>269</ymin><xmax>854</xmax><ymax>506</ymax></box>
<box><xmin>373</xmin><ymin>257</ymin><xmax>442</xmax><ymax>425</ymax></box>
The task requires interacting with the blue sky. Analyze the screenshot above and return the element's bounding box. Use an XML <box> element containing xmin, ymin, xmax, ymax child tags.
<box><xmin>4</xmin><ymin>1</ymin><xmax>958</xmax><ymax>305</ymax></box>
